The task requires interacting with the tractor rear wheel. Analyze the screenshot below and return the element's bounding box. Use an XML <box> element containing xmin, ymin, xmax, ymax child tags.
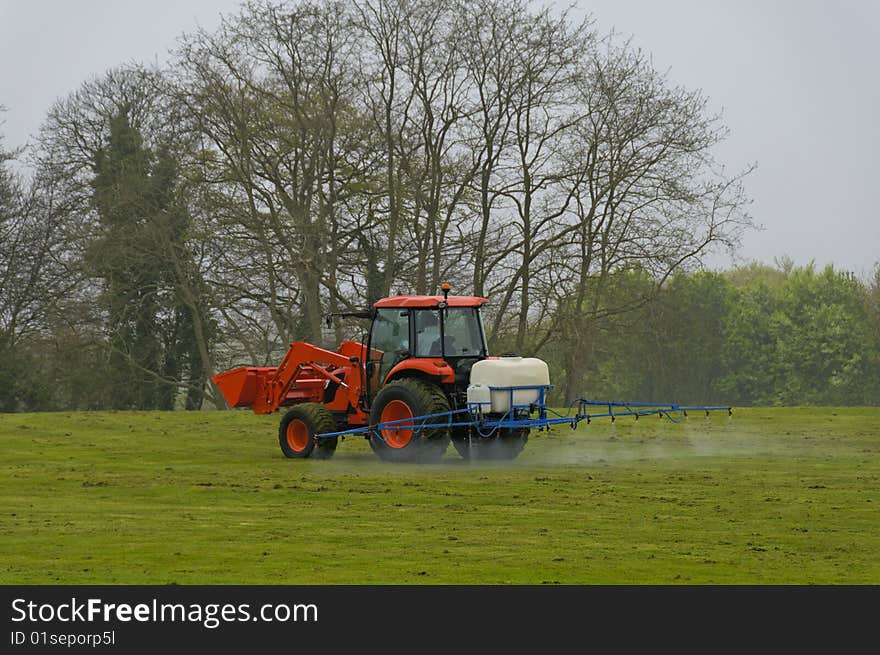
<box><xmin>369</xmin><ymin>378</ymin><xmax>451</xmax><ymax>463</ymax></box>
<box><xmin>278</xmin><ymin>403</ymin><xmax>339</xmax><ymax>459</ymax></box>
<box><xmin>452</xmin><ymin>427</ymin><xmax>529</xmax><ymax>461</ymax></box>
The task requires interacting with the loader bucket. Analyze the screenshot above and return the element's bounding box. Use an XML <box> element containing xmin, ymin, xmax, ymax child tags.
<box><xmin>212</xmin><ymin>366</ymin><xmax>274</xmax><ymax>409</ymax></box>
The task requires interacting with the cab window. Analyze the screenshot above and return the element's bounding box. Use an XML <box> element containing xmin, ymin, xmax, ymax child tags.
<box><xmin>413</xmin><ymin>310</ymin><xmax>441</xmax><ymax>357</ymax></box>
<box><xmin>369</xmin><ymin>308</ymin><xmax>411</xmax><ymax>386</ymax></box>
<box><xmin>441</xmin><ymin>307</ymin><xmax>485</xmax><ymax>357</ymax></box>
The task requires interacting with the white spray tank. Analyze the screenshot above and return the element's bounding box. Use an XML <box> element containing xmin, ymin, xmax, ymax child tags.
<box><xmin>467</xmin><ymin>356</ymin><xmax>550</xmax><ymax>413</ymax></box>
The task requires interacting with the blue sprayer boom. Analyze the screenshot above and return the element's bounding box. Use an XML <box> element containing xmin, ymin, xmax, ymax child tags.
<box><xmin>321</xmin><ymin>385</ymin><xmax>731</xmax><ymax>460</ymax></box>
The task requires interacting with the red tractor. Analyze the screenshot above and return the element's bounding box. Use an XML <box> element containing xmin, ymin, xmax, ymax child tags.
<box><xmin>212</xmin><ymin>285</ymin><xmax>540</xmax><ymax>462</ymax></box>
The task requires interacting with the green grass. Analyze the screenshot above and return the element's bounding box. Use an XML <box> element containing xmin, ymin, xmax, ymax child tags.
<box><xmin>1</xmin><ymin>407</ymin><xmax>878</xmax><ymax>584</ymax></box>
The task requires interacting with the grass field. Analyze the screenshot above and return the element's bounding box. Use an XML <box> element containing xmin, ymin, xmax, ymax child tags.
<box><xmin>1</xmin><ymin>407</ymin><xmax>878</xmax><ymax>584</ymax></box>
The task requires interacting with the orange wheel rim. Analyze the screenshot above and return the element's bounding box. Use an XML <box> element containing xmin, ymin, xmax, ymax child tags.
<box><xmin>286</xmin><ymin>419</ymin><xmax>311</xmax><ymax>452</ymax></box>
<box><xmin>380</xmin><ymin>400</ymin><xmax>414</xmax><ymax>448</ymax></box>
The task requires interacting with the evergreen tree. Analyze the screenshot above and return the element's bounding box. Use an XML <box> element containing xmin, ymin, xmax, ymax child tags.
<box><xmin>88</xmin><ymin>106</ymin><xmax>208</xmax><ymax>409</ymax></box>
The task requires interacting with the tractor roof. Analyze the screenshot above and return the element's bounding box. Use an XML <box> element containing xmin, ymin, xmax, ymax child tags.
<box><xmin>373</xmin><ymin>295</ymin><xmax>489</xmax><ymax>308</ymax></box>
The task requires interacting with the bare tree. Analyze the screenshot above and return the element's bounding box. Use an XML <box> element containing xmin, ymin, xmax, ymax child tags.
<box><xmin>454</xmin><ymin>0</ymin><xmax>522</xmax><ymax>299</ymax></box>
<box><xmin>0</xmin><ymin>119</ymin><xmax>86</xmax><ymax>409</ymax></box>
<box><xmin>548</xmin><ymin>38</ymin><xmax>754</xmax><ymax>400</ymax></box>
<box><xmin>176</xmin><ymin>0</ymin><xmax>364</xmax><ymax>345</ymax></box>
<box><xmin>395</xmin><ymin>0</ymin><xmax>474</xmax><ymax>293</ymax></box>
<box><xmin>480</xmin><ymin>5</ymin><xmax>593</xmax><ymax>351</ymax></box>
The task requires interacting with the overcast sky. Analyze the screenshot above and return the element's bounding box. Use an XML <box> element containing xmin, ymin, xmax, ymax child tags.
<box><xmin>1</xmin><ymin>0</ymin><xmax>877</xmax><ymax>275</ymax></box>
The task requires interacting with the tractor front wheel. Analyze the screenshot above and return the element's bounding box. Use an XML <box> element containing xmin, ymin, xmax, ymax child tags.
<box><xmin>278</xmin><ymin>403</ymin><xmax>339</xmax><ymax>459</ymax></box>
<box><xmin>369</xmin><ymin>378</ymin><xmax>451</xmax><ymax>463</ymax></box>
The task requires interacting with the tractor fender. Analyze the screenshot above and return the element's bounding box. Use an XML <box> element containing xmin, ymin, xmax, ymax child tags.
<box><xmin>385</xmin><ymin>358</ymin><xmax>455</xmax><ymax>385</ymax></box>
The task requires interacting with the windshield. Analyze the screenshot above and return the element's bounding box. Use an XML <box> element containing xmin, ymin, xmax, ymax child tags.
<box><xmin>413</xmin><ymin>307</ymin><xmax>486</xmax><ymax>357</ymax></box>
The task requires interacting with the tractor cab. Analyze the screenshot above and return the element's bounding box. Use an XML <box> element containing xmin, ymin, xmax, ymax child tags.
<box><xmin>367</xmin><ymin>292</ymin><xmax>489</xmax><ymax>395</ymax></box>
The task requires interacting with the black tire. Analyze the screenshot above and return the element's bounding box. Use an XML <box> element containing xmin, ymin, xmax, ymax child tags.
<box><xmin>278</xmin><ymin>403</ymin><xmax>339</xmax><ymax>459</ymax></box>
<box><xmin>452</xmin><ymin>427</ymin><xmax>529</xmax><ymax>461</ymax></box>
<box><xmin>369</xmin><ymin>378</ymin><xmax>451</xmax><ymax>463</ymax></box>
